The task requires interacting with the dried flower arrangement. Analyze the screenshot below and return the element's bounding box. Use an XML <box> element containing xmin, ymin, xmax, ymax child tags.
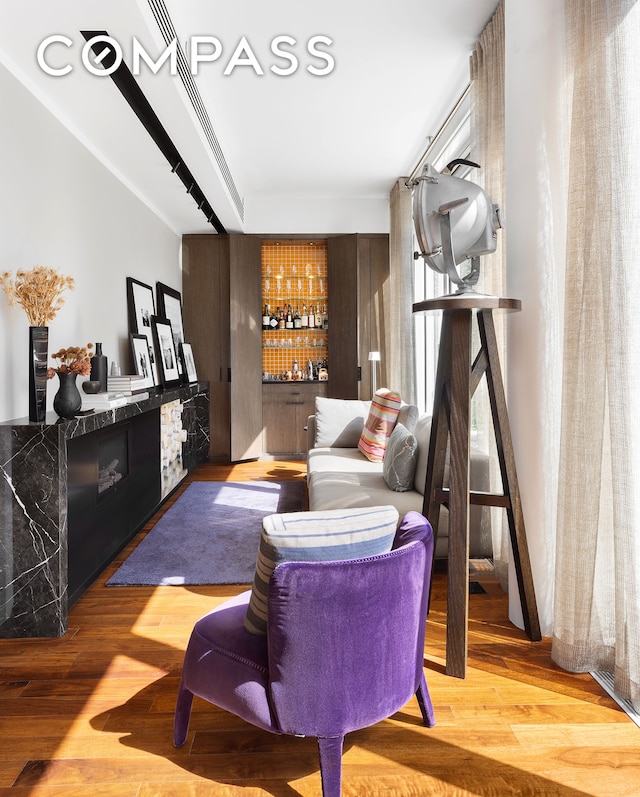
<box><xmin>47</xmin><ymin>344</ymin><xmax>94</xmax><ymax>379</ymax></box>
<box><xmin>1</xmin><ymin>265</ymin><xmax>75</xmax><ymax>326</ymax></box>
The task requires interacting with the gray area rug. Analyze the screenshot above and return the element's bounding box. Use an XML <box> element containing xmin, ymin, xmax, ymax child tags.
<box><xmin>107</xmin><ymin>480</ymin><xmax>305</xmax><ymax>586</ymax></box>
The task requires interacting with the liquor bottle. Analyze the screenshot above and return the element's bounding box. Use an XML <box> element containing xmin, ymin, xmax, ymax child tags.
<box><xmin>293</xmin><ymin>359</ymin><xmax>299</xmax><ymax>377</ymax></box>
<box><xmin>308</xmin><ymin>305</ymin><xmax>315</xmax><ymax>328</ymax></box>
<box><xmin>262</xmin><ymin>304</ymin><xmax>270</xmax><ymax>330</ymax></box>
<box><xmin>301</xmin><ymin>304</ymin><xmax>308</xmax><ymax>328</ymax></box>
<box><xmin>285</xmin><ymin>305</ymin><xmax>294</xmax><ymax>329</ymax></box>
<box><xmin>293</xmin><ymin>307</ymin><xmax>301</xmax><ymax>329</ymax></box>
<box><xmin>269</xmin><ymin>307</ymin><xmax>278</xmax><ymax>329</ymax></box>
<box><xmin>307</xmin><ymin>358</ymin><xmax>314</xmax><ymax>380</ymax></box>
<box><xmin>315</xmin><ymin>305</ymin><xmax>323</xmax><ymax>328</ymax></box>
<box><xmin>322</xmin><ymin>304</ymin><xmax>328</xmax><ymax>330</ymax></box>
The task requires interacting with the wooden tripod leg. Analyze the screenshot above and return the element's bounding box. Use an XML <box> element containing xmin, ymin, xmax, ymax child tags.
<box><xmin>445</xmin><ymin>309</ymin><xmax>472</xmax><ymax>677</ymax></box>
<box><xmin>423</xmin><ymin>312</ymin><xmax>453</xmax><ymax>552</ymax></box>
<box><xmin>478</xmin><ymin>310</ymin><xmax>541</xmax><ymax>641</ymax></box>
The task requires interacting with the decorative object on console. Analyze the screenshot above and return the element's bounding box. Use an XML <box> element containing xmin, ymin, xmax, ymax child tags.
<box><xmin>89</xmin><ymin>342</ymin><xmax>108</xmax><ymax>391</ymax></box>
<box><xmin>151</xmin><ymin>316</ymin><xmax>180</xmax><ymax>387</ymax></box>
<box><xmin>107</xmin><ymin>374</ymin><xmax>147</xmax><ymax>395</ymax></box>
<box><xmin>52</xmin><ymin>371</ymin><xmax>82</xmax><ymax>418</ymax></box>
<box><xmin>1</xmin><ymin>266</ymin><xmax>75</xmax><ymax>422</ymax></box>
<box><xmin>179</xmin><ymin>342</ymin><xmax>198</xmax><ymax>383</ymax></box>
<box><xmin>129</xmin><ymin>332</ymin><xmax>156</xmax><ymax>390</ymax></box>
<box><xmin>47</xmin><ymin>344</ymin><xmax>92</xmax><ymax>419</ymax></box>
<box><xmin>127</xmin><ymin>277</ymin><xmax>160</xmax><ymax>385</ymax></box>
<box><xmin>157</xmin><ymin>282</ymin><xmax>185</xmax><ymax>378</ymax></box>
<box><xmin>82</xmin><ymin>380</ymin><xmax>101</xmax><ymax>394</ymax></box>
<box><xmin>28</xmin><ymin>326</ymin><xmax>49</xmax><ymax>422</ymax></box>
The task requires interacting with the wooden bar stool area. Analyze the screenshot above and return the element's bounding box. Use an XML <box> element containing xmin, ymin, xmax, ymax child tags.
<box><xmin>413</xmin><ymin>293</ymin><xmax>541</xmax><ymax>678</ymax></box>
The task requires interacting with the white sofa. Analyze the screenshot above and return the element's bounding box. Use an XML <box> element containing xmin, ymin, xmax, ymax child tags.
<box><xmin>306</xmin><ymin>397</ymin><xmax>492</xmax><ymax>560</ymax></box>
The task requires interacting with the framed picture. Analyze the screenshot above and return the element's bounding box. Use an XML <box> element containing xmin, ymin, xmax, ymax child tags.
<box><xmin>157</xmin><ymin>282</ymin><xmax>185</xmax><ymax>376</ymax></box>
<box><xmin>151</xmin><ymin>316</ymin><xmax>180</xmax><ymax>387</ymax></box>
<box><xmin>180</xmin><ymin>342</ymin><xmax>198</xmax><ymax>383</ymax></box>
<box><xmin>129</xmin><ymin>333</ymin><xmax>156</xmax><ymax>390</ymax></box>
<box><xmin>127</xmin><ymin>277</ymin><xmax>160</xmax><ymax>385</ymax></box>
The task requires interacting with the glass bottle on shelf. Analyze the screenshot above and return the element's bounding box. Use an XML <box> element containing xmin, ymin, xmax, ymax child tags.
<box><xmin>262</xmin><ymin>304</ymin><xmax>270</xmax><ymax>330</ymax></box>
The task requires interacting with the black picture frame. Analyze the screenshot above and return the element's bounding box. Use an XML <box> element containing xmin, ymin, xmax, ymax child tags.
<box><xmin>179</xmin><ymin>342</ymin><xmax>198</xmax><ymax>383</ymax></box>
<box><xmin>157</xmin><ymin>282</ymin><xmax>185</xmax><ymax>377</ymax></box>
<box><xmin>127</xmin><ymin>277</ymin><xmax>160</xmax><ymax>385</ymax></box>
<box><xmin>151</xmin><ymin>316</ymin><xmax>180</xmax><ymax>388</ymax></box>
<box><xmin>129</xmin><ymin>333</ymin><xmax>156</xmax><ymax>390</ymax></box>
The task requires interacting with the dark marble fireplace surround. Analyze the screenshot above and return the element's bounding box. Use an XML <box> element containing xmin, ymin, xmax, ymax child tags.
<box><xmin>0</xmin><ymin>383</ymin><xmax>209</xmax><ymax>639</ymax></box>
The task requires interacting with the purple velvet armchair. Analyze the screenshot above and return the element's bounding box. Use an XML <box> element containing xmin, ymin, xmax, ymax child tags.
<box><xmin>173</xmin><ymin>511</ymin><xmax>436</xmax><ymax>796</ymax></box>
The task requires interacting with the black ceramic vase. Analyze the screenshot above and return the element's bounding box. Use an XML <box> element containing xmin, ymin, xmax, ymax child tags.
<box><xmin>29</xmin><ymin>326</ymin><xmax>49</xmax><ymax>423</ymax></box>
<box><xmin>53</xmin><ymin>371</ymin><xmax>82</xmax><ymax>419</ymax></box>
<box><xmin>90</xmin><ymin>342</ymin><xmax>108</xmax><ymax>392</ymax></box>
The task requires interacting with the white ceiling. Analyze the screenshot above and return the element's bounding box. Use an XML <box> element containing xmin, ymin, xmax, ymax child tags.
<box><xmin>0</xmin><ymin>0</ymin><xmax>499</xmax><ymax>235</ymax></box>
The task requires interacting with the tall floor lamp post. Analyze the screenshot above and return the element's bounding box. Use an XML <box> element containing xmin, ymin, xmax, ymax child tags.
<box><xmin>368</xmin><ymin>351</ymin><xmax>381</xmax><ymax>397</ymax></box>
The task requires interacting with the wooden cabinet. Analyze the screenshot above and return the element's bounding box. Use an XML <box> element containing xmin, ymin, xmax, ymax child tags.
<box><xmin>262</xmin><ymin>382</ymin><xmax>327</xmax><ymax>456</ymax></box>
<box><xmin>182</xmin><ymin>234</ymin><xmax>262</xmax><ymax>462</ymax></box>
<box><xmin>327</xmin><ymin>234</ymin><xmax>390</xmax><ymax>399</ymax></box>
<box><xmin>182</xmin><ymin>232</ymin><xmax>389</xmax><ymax>461</ymax></box>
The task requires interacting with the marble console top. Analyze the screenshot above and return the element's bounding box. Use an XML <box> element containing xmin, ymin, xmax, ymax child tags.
<box><xmin>0</xmin><ymin>381</ymin><xmax>209</xmax><ymax>438</ymax></box>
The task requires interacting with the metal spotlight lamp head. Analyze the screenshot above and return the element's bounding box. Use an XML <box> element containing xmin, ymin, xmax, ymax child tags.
<box><xmin>411</xmin><ymin>160</ymin><xmax>503</xmax><ymax>295</ymax></box>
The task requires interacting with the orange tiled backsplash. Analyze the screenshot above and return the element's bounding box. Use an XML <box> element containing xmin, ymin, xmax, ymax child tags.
<box><xmin>261</xmin><ymin>241</ymin><xmax>328</xmax><ymax>379</ymax></box>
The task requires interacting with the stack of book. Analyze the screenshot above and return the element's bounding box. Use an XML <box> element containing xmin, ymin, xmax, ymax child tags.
<box><xmin>81</xmin><ymin>375</ymin><xmax>150</xmax><ymax>411</ymax></box>
<box><xmin>81</xmin><ymin>392</ymin><xmax>129</xmax><ymax>411</ymax></box>
<box><xmin>107</xmin><ymin>374</ymin><xmax>147</xmax><ymax>395</ymax></box>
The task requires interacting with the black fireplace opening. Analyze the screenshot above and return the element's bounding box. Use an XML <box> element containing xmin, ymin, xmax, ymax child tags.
<box><xmin>97</xmin><ymin>425</ymin><xmax>129</xmax><ymax>498</ymax></box>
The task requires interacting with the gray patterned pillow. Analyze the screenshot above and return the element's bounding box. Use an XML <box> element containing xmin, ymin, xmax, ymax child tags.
<box><xmin>382</xmin><ymin>423</ymin><xmax>418</xmax><ymax>492</ymax></box>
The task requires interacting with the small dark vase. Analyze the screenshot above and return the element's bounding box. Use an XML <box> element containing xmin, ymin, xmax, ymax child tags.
<box><xmin>53</xmin><ymin>371</ymin><xmax>82</xmax><ymax>419</ymax></box>
<box><xmin>90</xmin><ymin>342</ymin><xmax>108</xmax><ymax>392</ymax></box>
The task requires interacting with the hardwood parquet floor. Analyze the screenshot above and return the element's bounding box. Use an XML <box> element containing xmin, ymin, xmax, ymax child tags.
<box><xmin>1</xmin><ymin>460</ymin><xmax>638</xmax><ymax>796</ymax></box>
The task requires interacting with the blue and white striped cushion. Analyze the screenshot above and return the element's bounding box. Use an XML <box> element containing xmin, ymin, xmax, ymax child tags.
<box><xmin>244</xmin><ymin>505</ymin><xmax>399</xmax><ymax>635</ymax></box>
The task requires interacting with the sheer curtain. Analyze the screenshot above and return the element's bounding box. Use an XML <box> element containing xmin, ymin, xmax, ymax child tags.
<box><xmin>552</xmin><ymin>0</ymin><xmax>640</xmax><ymax>712</ymax></box>
<box><xmin>388</xmin><ymin>179</ymin><xmax>416</xmax><ymax>405</ymax></box>
<box><xmin>469</xmin><ymin>1</ymin><xmax>509</xmax><ymax>586</ymax></box>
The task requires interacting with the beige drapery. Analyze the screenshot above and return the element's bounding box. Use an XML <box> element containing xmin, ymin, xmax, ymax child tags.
<box><xmin>387</xmin><ymin>179</ymin><xmax>416</xmax><ymax>405</ymax></box>
<box><xmin>469</xmin><ymin>1</ymin><xmax>508</xmax><ymax>586</ymax></box>
<box><xmin>552</xmin><ymin>0</ymin><xmax>640</xmax><ymax>712</ymax></box>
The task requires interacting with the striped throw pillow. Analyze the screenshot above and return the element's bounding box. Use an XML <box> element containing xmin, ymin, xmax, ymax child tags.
<box><xmin>244</xmin><ymin>505</ymin><xmax>399</xmax><ymax>635</ymax></box>
<box><xmin>357</xmin><ymin>388</ymin><xmax>402</xmax><ymax>462</ymax></box>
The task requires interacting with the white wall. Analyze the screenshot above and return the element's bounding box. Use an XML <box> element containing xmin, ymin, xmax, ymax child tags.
<box><xmin>0</xmin><ymin>62</ymin><xmax>181</xmax><ymax>423</ymax></box>
<box><xmin>245</xmin><ymin>195</ymin><xmax>390</xmax><ymax>234</ymax></box>
<box><xmin>504</xmin><ymin>0</ymin><xmax>566</xmax><ymax>636</ymax></box>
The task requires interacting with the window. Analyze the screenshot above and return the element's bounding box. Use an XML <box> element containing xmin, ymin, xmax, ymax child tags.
<box><xmin>409</xmin><ymin>88</ymin><xmax>472</xmax><ymax>414</ymax></box>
